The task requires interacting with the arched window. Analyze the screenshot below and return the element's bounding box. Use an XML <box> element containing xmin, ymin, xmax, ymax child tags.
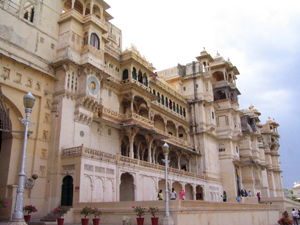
<box><xmin>183</xmin><ymin>108</ymin><xmax>186</xmax><ymax>117</ymax></box>
<box><xmin>153</xmin><ymin>89</ymin><xmax>156</xmax><ymax>95</ymax></box>
<box><xmin>138</xmin><ymin>70</ymin><xmax>143</xmax><ymax>83</ymax></box>
<box><xmin>143</xmin><ymin>73</ymin><xmax>148</xmax><ymax>86</ymax></box>
<box><xmin>173</xmin><ymin>102</ymin><xmax>176</xmax><ymax>111</ymax></box>
<box><xmin>161</xmin><ymin>95</ymin><xmax>164</xmax><ymax>105</ymax></box>
<box><xmin>157</xmin><ymin>92</ymin><xmax>160</xmax><ymax>103</ymax></box>
<box><xmin>180</xmin><ymin>106</ymin><xmax>182</xmax><ymax>115</ymax></box>
<box><xmin>74</xmin><ymin>0</ymin><xmax>83</xmax><ymax>14</ymax></box>
<box><xmin>122</xmin><ymin>69</ymin><xmax>129</xmax><ymax>80</ymax></box>
<box><xmin>176</xmin><ymin>104</ymin><xmax>179</xmax><ymax>113</ymax></box>
<box><xmin>90</xmin><ymin>33</ymin><xmax>100</xmax><ymax>50</ymax></box>
<box><xmin>169</xmin><ymin>100</ymin><xmax>172</xmax><ymax>109</ymax></box>
<box><xmin>165</xmin><ymin>97</ymin><xmax>168</xmax><ymax>107</ymax></box>
<box><xmin>132</xmin><ymin>67</ymin><xmax>137</xmax><ymax>80</ymax></box>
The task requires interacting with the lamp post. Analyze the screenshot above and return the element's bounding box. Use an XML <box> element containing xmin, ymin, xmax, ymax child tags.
<box><xmin>10</xmin><ymin>92</ymin><xmax>36</xmax><ymax>224</ymax></box>
<box><xmin>162</xmin><ymin>143</ymin><xmax>174</xmax><ymax>225</ymax></box>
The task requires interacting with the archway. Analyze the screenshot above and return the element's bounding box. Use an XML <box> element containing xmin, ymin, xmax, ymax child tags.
<box><xmin>61</xmin><ymin>175</ymin><xmax>74</xmax><ymax>206</ymax></box>
<box><xmin>196</xmin><ymin>185</ymin><xmax>203</xmax><ymax>200</ymax></box>
<box><xmin>185</xmin><ymin>184</ymin><xmax>193</xmax><ymax>200</ymax></box>
<box><xmin>158</xmin><ymin>179</ymin><xmax>166</xmax><ymax>200</ymax></box>
<box><xmin>120</xmin><ymin>173</ymin><xmax>134</xmax><ymax>201</ymax></box>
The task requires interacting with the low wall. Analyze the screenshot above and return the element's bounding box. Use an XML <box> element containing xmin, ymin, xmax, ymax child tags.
<box><xmin>65</xmin><ymin>200</ymin><xmax>279</xmax><ymax>225</ymax></box>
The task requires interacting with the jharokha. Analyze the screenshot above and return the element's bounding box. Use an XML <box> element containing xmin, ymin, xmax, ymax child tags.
<box><xmin>0</xmin><ymin>0</ymin><xmax>294</xmax><ymax>224</ymax></box>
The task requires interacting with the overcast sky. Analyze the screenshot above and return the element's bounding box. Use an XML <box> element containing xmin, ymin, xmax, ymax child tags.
<box><xmin>107</xmin><ymin>0</ymin><xmax>300</xmax><ymax>189</ymax></box>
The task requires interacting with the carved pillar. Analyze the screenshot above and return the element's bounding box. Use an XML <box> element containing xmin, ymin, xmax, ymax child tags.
<box><xmin>130</xmin><ymin>95</ymin><xmax>135</xmax><ymax>113</ymax></box>
<box><xmin>152</xmin><ymin>143</ymin><xmax>158</xmax><ymax>164</ymax></box>
<box><xmin>145</xmin><ymin>135</ymin><xmax>155</xmax><ymax>163</ymax></box>
<box><xmin>175</xmin><ymin>124</ymin><xmax>179</xmax><ymax>138</ymax></box>
<box><xmin>90</xmin><ymin>0</ymin><xmax>94</xmax><ymax>14</ymax></box>
<box><xmin>125</xmin><ymin>127</ymin><xmax>139</xmax><ymax>158</ymax></box>
<box><xmin>177</xmin><ymin>151</ymin><xmax>182</xmax><ymax>170</ymax></box>
<box><xmin>188</xmin><ymin>155</ymin><xmax>192</xmax><ymax>172</ymax></box>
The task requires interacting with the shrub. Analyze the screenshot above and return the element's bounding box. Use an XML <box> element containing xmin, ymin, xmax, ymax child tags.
<box><xmin>23</xmin><ymin>205</ymin><xmax>38</xmax><ymax>215</ymax></box>
<box><xmin>80</xmin><ymin>206</ymin><xmax>93</xmax><ymax>218</ymax></box>
<box><xmin>91</xmin><ymin>207</ymin><xmax>102</xmax><ymax>218</ymax></box>
<box><xmin>132</xmin><ymin>206</ymin><xmax>146</xmax><ymax>218</ymax></box>
<box><xmin>148</xmin><ymin>206</ymin><xmax>159</xmax><ymax>218</ymax></box>
<box><xmin>0</xmin><ymin>198</ymin><xmax>8</xmax><ymax>209</ymax></box>
<box><xmin>53</xmin><ymin>206</ymin><xmax>68</xmax><ymax>218</ymax></box>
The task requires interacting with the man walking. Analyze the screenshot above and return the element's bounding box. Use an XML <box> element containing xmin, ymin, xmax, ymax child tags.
<box><xmin>292</xmin><ymin>209</ymin><xmax>299</xmax><ymax>225</ymax></box>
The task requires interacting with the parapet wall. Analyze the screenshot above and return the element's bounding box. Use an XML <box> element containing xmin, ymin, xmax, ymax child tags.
<box><xmin>65</xmin><ymin>200</ymin><xmax>279</xmax><ymax>225</ymax></box>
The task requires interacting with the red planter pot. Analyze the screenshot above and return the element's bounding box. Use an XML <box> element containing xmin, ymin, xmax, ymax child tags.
<box><xmin>151</xmin><ymin>217</ymin><xmax>159</xmax><ymax>225</ymax></box>
<box><xmin>57</xmin><ymin>218</ymin><xmax>64</xmax><ymax>225</ymax></box>
<box><xmin>81</xmin><ymin>218</ymin><xmax>89</xmax><ymax>225</ymax></box>
<box><xmin>24</xmin><ymin>215</ymin><xmax>31</xmax><ymax>223</ymax></box>
<box><xmin>93</xmin><ymin>218</ymin><xmax>100</xmax><ymax>225</ymax></box>
<box><xmin>136</xmin><ymin>217</ymin><xmax>144</xmax><ymax>225</ymax></box>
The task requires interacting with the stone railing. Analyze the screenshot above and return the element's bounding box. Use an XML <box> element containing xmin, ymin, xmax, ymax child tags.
<box><xmin>102</xmin><ymin>107</ymin><xmax>124</xmax><ymax>120</ymax></box>
<box><xmin>61</xmin><ymin>146</ymin><xmax>216</xmax><ymax>181</ymax></box>
<box><xmin>123</xmin><ymin>113</ymin><xmax>154</xmax><ymax>126</ymax></box>
<box><xmin>152</xmin><ymin>101</ymin><xmax>188</xmax><ymax>122</ymax></box>
<box><xmin>152</xmin><ymin>78</ymin><xmax>186</xmax><ymax>103</ymax></box>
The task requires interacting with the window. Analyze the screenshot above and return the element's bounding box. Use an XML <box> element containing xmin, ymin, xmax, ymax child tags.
<box><xmin>161</xmin><ymin>95</ymin><xmax>164</xmax><ymax>105</ymax></box>
<box><xmin>179</xmin><ymin>134</ymin><xmax>183</xmax><ymax>138</ymax></box>
<box><xmin>138</xmin><ymin>70</ymin><xmax>143</xmax><ymax>83</ymax></box>
<box><xmin>183</xmin><ymin>108</ymin><xmax>186</xmax><ymax>117</ymax></box>
<box><xmin>90</xmin><ymin>33</ymin><xmax>100</xmax><ymax>50</ymax></box>
<box><xmin>236</xmin><ymin>146</ymin><xmax>239</xmax><ymax>153</ymax></box>
<box><xmin>122</xmin><ymin>69</ymin><xmax>129</xmax><ymax>80</ymax></box>
<box><xmin>212</xmin><ymin>112</ymin><xmax>214</xmax><ymax>119</ymax></box>
<box><xmin>196</xmin><ymin>84</ymin><xmax>198</xmax><ymax>88</ymax></box>
<box><xmin>168</xmin><ymin>132</ymin><xmax>173</xmax><ymax>135</ymax></box>
<box><xmin>165</xmin><ymin>97</ymin><xmax>168</xmax><ymax>107</ymax></box>
<box><xmin>132</xmin><ymin>67</ymin><xmax>137</xmax><ymax>80</ymax></box>
<box><xmin>157</xmin><ymin>92</ymin><xmax>160</xmax><ymax>103</ymax></box>
<box><xmin>180</xmin><ymin>106</ymin><xmax>182</xmax><ymax>115</ymax></box>
<box><xmin>183</xmin><ymin>87</ymin><xmax>186</xmax><ymax>91</ymax></box>
<box><xmin>176</xmin><ymin>104</ymin><xmax>179</xmax><ymax>113</ymax></box>
<box><xmin>153</xmin><ymin>89</ymin><xmax>156</xmax><ymax>95</ymax></box>
<box><xmin>173</xmin><ymin>102</ymin><xmax>176</xmax><ymax>111</ymax></box>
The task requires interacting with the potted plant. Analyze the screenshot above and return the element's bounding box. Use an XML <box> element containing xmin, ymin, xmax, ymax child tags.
<box><xmin>53</xmin><ymin>206</ymin><xmax>68</xmax><ymax>225</ymax></box>
<box><xmin>23</xmin><ymin>205</ymin><xmax>38</xmax><ymax>222</ymax></box>
<box><xmin>132</xmin><ymin>206</ymin><xmax>146</xmax><ymax>225</ymax></box>
<box><xmin>148</xmin><ymin>206</ymin><xmax>159</xmax><ymax>225</ymax></box>
<box><xmin>91</xmin><ymin>207</ymin><xmax>102</xmax><ymax>225</ymax></box>
<box><xmin>0</xmin><ymin>198</ymin><xmax>8</xmax><ymax>209</ymax></box>
<box><xmin>80</xmin><ymin>206</ymin><xmax>92</xmax><ymax>225</ymax></box>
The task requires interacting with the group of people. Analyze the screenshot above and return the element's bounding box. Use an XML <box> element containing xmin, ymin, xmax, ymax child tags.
<box><xmin>221</xmin><ymin>190</ymin><xmax>261</xmax><ymax>203</ymax></box>
<box><xmin>157</xmin><ymin>188</ymin><xmax>185</xmax><ymax>200</ymax></box>
<box><xmin>278</xmin><ymin>209</ymin><xmax>300</xmax><ymax>225</ymax></box>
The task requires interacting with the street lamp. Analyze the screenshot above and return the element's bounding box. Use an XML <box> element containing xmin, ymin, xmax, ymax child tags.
<box><xmin>10</xmin><ymin>92</ymin><xmax>36</xmax><ymax>224</ymax></box>
<box><xmin>162</xmin><ymin>143</ymin><xmax>174</xmax><ymax>225</ymax></box>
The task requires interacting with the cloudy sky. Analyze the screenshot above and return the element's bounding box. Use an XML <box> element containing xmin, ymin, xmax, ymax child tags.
<box><xmin>107</xmin><ymin>0</ymin><xmax>300</xmax><ymax>189</ymax></box>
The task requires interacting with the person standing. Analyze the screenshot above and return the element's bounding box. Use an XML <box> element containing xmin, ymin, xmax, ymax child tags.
<box><xmin>170</xmin><ymin>188</ymin><xmax>177</xmax><ymax>200</ymax></box>
<box><xmin>257</xmin><ymin>192</ymin><xmax>261</xmax><ymax>202</ymax></box>
<box><xmin>157</xmin><ymin>189</ymin><xmax>163</xmax><ymax>200</ymax></box>
<box><xmin>278</xmin><ymin>211</ymin><xmax>292</xmax><ymax>225</ymax></box>
<box><xmin>222</xmin><ymin>191</ymin><xmax>227</xmax><ymax>202</ymax></box>
<box><xmin>240</xmin><ymin>189</ymin><xmax>244</xmax><ymax>197</ymax></box>
<box><xmin>236</xmin><ymin>195</ymin><xmax>242</xmax><ymax>203</ymax></box>
<box><xmin>245</xmin><ymin>190</ymin><xmax>248</xmax><ymax>197</ymax></box>
<box><xmin>179</xmin><ymin>189</ymin><xmax>185</xmax><ymax>200</ymax></box>
<box><xmin>249</xmin><ymin>191</ymin><xmax>253</xmax><ymax>197</ymax></box>
<box><xmin>292</xmin><ymin>209</ymin><xmax>299</xmax><ymax>225</ymax></box>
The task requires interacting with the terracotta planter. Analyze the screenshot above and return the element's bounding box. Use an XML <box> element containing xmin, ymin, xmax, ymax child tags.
<box><xmin>81</xmin><ymin>218</ymin><xmax>89</xmax><ymax>225</ymax></box>
<box><xmin>24</xmin><ymin>215</ymin><xmax>31</xmax><ymax>223</ymax></box>
<box><xmin>136</xmin><ymin>217</ymin><xmax>144</xmax><ymax>225</ymax></box>
<box><xmin>151</xmin><ymin>217</ymin><xmax>159</xmax><ymax>225</ymax></box>
<box><xmin>57</xmin><ymin>218</ymin><xmax>64</xmax><ymax>225</ymax></box>
<box><xmin>92</xmin><ymin>218</ymin><xmax>100</xmax><ymax>225</ymax></box>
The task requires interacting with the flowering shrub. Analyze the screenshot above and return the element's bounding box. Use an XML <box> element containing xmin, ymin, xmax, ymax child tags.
<box><xmin>23</xmin><ymin>205</ymin><xmax>38</xmax><ymax>215</ymax></box>
<box><xmin>91</xmin><ymin>207</ymin><xmax>102</xmax><ymax>218</ymax></box>
<box><xmin>0</xmin><ymin>198</ymin><xmax>8</xmax><ymax>209</ymax></box>
<box><xmin>80</xmin><ymin>206</ymin><xmax>92</xmax><ymax>218</ymax></box>
<box><xmin>147</xmin><ymin>206</ymin><xmax>159</xmax><ymax>218</ymax></box>
<box><xmin>132</xmin><ymin>206</ymin><xmax>146</xmax><ymax>218</ymax></box>
<box><xmin>53</xmin><ymin>206</ymin><xmax>68</xmax><ymax>218</ymax></box>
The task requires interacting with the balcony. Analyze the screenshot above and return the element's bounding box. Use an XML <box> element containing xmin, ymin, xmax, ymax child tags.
<box><xmin>152</xmin><ymin>101</ymin><xmax>188</xmax><ymax>122</ymax></box>
<box><xmin>61</xmin><ymin>146</ymin><xmax>218</xmax><ymax>181</ymax></box>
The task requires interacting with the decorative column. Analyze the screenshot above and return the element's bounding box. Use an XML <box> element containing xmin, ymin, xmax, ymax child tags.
<box><xmin>125</xmin><ymin>127</ymin><xmax>139</xmax><ymax>158</ymax></box>
<box><xmin>146</xmin><ymin>134</ymin><xmax>155</xmax><ymax>163</ymax></box>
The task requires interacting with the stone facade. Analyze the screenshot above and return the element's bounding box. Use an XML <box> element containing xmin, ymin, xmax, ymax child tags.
<box><xmin>0</xmin><ymin>0</ymin><xmax>284</xmax><ymax>221</ymax></box>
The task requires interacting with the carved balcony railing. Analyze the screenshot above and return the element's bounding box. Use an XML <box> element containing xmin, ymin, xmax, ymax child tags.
<box><xmin>61</xmin><ymin>146</ymin><xmax>217</xmax><ymax>181</ymax></box>
<box><xmin>152</xmin><ymin>101</ymin><xmax>188</xmax><ymax>122</ymax></box>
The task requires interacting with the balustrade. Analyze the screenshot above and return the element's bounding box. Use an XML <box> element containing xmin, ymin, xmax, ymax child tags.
<box><xmin>61</xmin><ymin>146</ymin><xmax>213</xmax><ymax>181</ymax></box>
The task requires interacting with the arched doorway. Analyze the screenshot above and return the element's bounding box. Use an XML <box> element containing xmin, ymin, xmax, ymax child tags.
<box><xmin>61</xmin><ymin>175</ymin><xmax>73</xmax><ymax>206</ymax></box>
<box><xmin>120</xmin><ymin>173</ymin><xmax>134</xmax><ymax>201</ymax></box>
<box><xmin>196</xmin><ymin>185</ymin><xmax>203</xmax><ymax>200</ymax></box>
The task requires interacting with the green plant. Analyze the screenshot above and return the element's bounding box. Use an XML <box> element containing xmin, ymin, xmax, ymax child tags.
<box><xmin>147</xmin><ymin>206</ymin><xmax>159</xmax><ymax>218</ymax></box>
<box><xmin>132</xmin><ymin>206</ymin><xmax>146</xmax><ymax>218</ymax></box>
<box><xmin>0</xmin><ymin>198</ymin><xmax>8</xmax><ymax>209</ymax></box>
<box><xmin>80</xmin><ymin>206</ymin><xmax>92</xmax><ymax>218</ymax></box>
<box><xmin>23</xmin><ymin>205</ymin><xmax>38</xmax><ymax>215</ymax></box>
<box><xmin>53</xmin><ymin>206</ymin><xmax>68</xmax><ymax>218</ymax></box>
<box><xmin>91</xmin><ymin>207</ymin><xmax>102</xmax><ymax>218</ymax></box>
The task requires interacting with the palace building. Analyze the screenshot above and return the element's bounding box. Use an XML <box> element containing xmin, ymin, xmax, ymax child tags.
<box><xmin>0</xmin><ymin>0</ymin><xmax>285</xmax><ymax>222</ymax></box>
